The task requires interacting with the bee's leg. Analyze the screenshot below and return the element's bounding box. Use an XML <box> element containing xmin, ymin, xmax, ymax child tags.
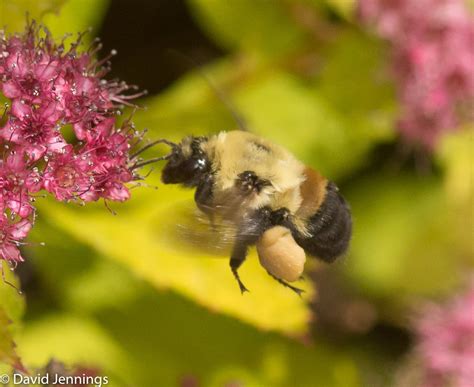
<box><xmin>194</xmin><ymin>173</ymin><xmax>214</xmax><ymax>213</ymax></box>
<box><xmin>266</xmin><ymin>271</ymin><xmax>305</xmax><ymax>297</ymax></box>
<box><xmin>236</xmin><ymin>171</ymin><xmax>271</xmax><ymax>194</ymax></box>
<box><xmin>194</xmin><ymin>174</ymin><xmax>219</xmax><ymax>231</ymax></box>
<box><xmin>230</xmin><ymin>242</ymin><xmax>250</xmax><ymax>294</ymax></box>
<box><xmin>230</xmin><ymin>207</ymin><xmax>273</xmax><ymax>294</ymax></box>
<box><xmin>207</xmin><ymin>213</ymin><xmax>218</xmax><ymax>232</ymax></box>
<box><xmin>265</xmin><ymin>207</ymin><xmax>306</xmax><ymax>295</ymax></box>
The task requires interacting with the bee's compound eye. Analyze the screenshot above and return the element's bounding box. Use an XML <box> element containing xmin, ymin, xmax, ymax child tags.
<box><xmin>190</xmin><ymin>157</ymin><xmax>207</xmax><ymax>173</ymax></box>
<box><xmin>256</xmin><ymin>226</ymin><xmax>306</xmax><ymax>282</ymax></box>
<box><xmin>196</xmin><ymin>158</ymin><xmax>206</xmax><ymax>168</ymax></box>
<box><xmin>168</xmin><ymin>150</ymin><xmax>182</xmax><ymax>165</ymax></box>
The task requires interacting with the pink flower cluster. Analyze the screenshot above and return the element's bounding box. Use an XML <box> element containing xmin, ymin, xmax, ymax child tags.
<box><xmin>358</xmin><ymin>0</ymin><xmax>474</xmax><ymax>150</ymax></box>
<box><xmin>0</xmin><ymin>22</ymin><xmax>146</xmax><ymax>265</ymax></box>
<box><xmin>415</xmin><ymin>281</ymin><xmax>474</xmax><ymax>387</ymax></box>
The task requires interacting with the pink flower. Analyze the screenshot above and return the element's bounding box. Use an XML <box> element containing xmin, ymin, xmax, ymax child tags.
<box><xmin>0</xmin><ymin>215</ymin><xmax>32</xmax><ymax>262</ymax></box>
<box><xmin>0</xmin><ymin>22</ymin><xmax>150</xmax><ymax>265</ymax></box>
<box><xmin>414</xmin><ymin>280</ymin><xmax>474</xmax><ymax>387</ymax></box>
<box><xmin>42</xmin><ymin>146</ymin><xmax>93</xmax><ymax>201</ymax></box>
<box><xmin>0</xmin><ymin>150</ymin><xmax>39</xmax><ymax>218</ymax></box>
<box><xmin>1</xmin><ymin>100</ymin><xmax>65</xmax><ymax>160</ymax></box>
<box><xmin>358</xmin><ymin>0</ymin><xmax>474</xmax><ymax>150</ymax></box>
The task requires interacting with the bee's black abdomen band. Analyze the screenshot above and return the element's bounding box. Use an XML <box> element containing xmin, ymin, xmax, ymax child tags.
<box><xmin>295</xmin><ymin>182</ymin><xmax>352</xmax><ymax>262</ymax></box>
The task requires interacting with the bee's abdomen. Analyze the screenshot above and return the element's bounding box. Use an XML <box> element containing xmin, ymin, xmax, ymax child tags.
<box><xmin>295</xmin><ymin>182</ymin><xmax>352</xmax><ymax>262</ymax></box>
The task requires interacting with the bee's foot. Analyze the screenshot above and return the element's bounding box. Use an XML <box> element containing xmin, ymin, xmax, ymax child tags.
<box><xmin>267</xmin><ymin>271</ymin><xmax>305</xmax><ymax>297</ymax></box>
<box><xmin>232</xmin><ymin>269</ymin><xmax>250</xmax><ymax>294</ymax></box>
<box><xmin>290</xmin><ymin>286</ymin><xmax>305</xmax><ymax>297</ymax></box>
<box><xmin>238</xmin><ymin>282</ymin><xmax>250</xmax><ymax>294</ymax></box>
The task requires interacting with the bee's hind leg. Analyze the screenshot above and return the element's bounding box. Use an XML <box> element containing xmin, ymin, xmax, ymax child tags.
<box><xmin>266</xmin><ymin>271</ymin><xmax>305</xmax><ymax>297</ymax></box>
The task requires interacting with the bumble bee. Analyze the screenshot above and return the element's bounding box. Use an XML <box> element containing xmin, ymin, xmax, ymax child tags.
<box><xmin>148</xmin><ymin>131</ymin><xmax>352</xmax><ymax>295</ymax></box>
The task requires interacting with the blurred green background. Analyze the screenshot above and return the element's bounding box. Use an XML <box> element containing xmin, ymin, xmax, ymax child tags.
<box><xmin>0</xmin><ymin>0</ymin><xmax>472</xmax><ymax>386</ymax></box>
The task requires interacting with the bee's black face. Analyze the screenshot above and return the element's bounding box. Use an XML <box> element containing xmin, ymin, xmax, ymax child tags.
<box><xmin>161</xmin><ymin>137</ymin><xmax>209</xmax><ymax>187</ymax></box>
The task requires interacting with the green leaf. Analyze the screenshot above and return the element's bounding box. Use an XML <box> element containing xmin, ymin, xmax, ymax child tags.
<box><xmin>0</xmin><ymin>0</ymin><xmax>108</xmax><ymax>39</ymax></box>
<box><xmin>17</xmin><ymin>264</ymin><xmax>363</xmax><ymax>387</ymax></box>
<box><xmin>43</xmin><ymin>0</ymin><xmax>110</xmax><ymax>39</ymax></box>
<box><xmin>0</xmin><ymin>271</ymin><xmax>25</xmax><ymax>371</ymax></box>
<box><xmin>89</xmin><ymin>286</ymin><xmax>362</xmax><ymax>387</ymax></box>
<box><xmin>436</xmin><ymin>127</ymin><xmax>474</xmax><ymax>260</ymax></box>
<box><xmin>0</xmin><ymin>270</ymin><xmax>24</xmax><ymax>326</ymax></box>
<box><xmin>0</xmin><ymin>0</ymin><xmax>65</xmax><ymax>32</ymax></box>
<box><xmin>136</xmin><ymin>27</ymin><xmax>396</xmax><ymax>181</ymax></box>
<box><xmin>36</xmin><ymin>183</ymin><xmax>315</xmax><ymax>336</ymax></box>
<box><xmin>344</xmin><ymin>130</ymin><xmax>474</xmax><ymax>309</ymax></box>
<box><xmin>302</xmin><ymin>0</ymin><xmax>357</xmax><ymax>21</ymax></box>
<box><xmin>0</xmin><ymin>307</ymin><xmax>24</xmax><ymax>371</ymax></box>
<box><xmin>324</xmin><ymin>0</ymin><xmax>356</xmax><ymax>20</ymax></box>
<box><xmin>312</xmin><ymin>29</ymin><xmax>396</xmax><ymax>178</ymax></box>
<box><xmin>188</xmin><ymin>0</ymin><xmax>306</xmax><ymax>56</ymax></box>
<box><xmin>133</xmin><ymin>59</ymin><xmax>242</xmax><ymax>142</ymax></box>
<box><xmin>344</xmin><ymin>172</ymin><xmax>465</xmax><ymax>304</ymax></box>
<box><xmin>234</xmin><ymin>69</ymin><xmax>380</xmax><ymax>179</ymax></box>
<box><xmin>17</xmin><ymin>314</ymin><xmax>132</xmax><ymax>386</ymax></box>
<box><xmin>317</xmin><ymin>30</ymin><xmax>396</xmax><ymax>141</ymax></box>
<box><xmin>26</xmin><ymin>218</ymin><xmax>143</xmax><ymax>313</ymax></box>
<box><xmin>137</xmin><ymin>58</ymin><xmax>393</xmax><ymax>180</ymax></box>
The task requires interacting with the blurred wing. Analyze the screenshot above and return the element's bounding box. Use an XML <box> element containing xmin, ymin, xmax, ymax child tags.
<box><xmin>158</xmin><ymin>200</ymin><xmax>259</xmax><ymax>257</ymax></box>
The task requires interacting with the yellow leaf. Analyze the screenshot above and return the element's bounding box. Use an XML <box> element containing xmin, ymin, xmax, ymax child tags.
<box><xmin>0</xmin><ymin>271</ymin><xmax>25</xmax><ymax>371</ymax></box>
<box><xmin>38</xmin><ymin>182</ymin><xmax>315</xmax><ymax>336</ymax></box>
<box><xmin>0</xmin><ymin>307</ymin><xmax>23</xmax><ymax>370</ymax></box>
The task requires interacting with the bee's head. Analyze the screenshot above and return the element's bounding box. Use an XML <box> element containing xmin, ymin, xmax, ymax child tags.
<box><xmin>161</xmin><ymin>136</ymin><xmax>210</xmax><ymax>186</ymax></box>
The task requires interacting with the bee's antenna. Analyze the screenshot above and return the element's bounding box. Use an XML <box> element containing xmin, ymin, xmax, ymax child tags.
<box><xmin>165</xmin><ymin>49</ymin><xmax>250</xmax><ymax>132</ymax></box>
<box><xmin>131</xmin><ymin>138</ymin><xmax>177</xmax><ymax>159</ymax></box>
<box><xmin>131</xmin><ymin>154</ymin><xmax>172</xmax><ymax>170</ymax></box>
